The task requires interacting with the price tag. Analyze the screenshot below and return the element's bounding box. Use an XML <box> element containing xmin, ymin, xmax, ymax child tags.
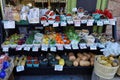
<box><xmin>24</xmin><ymin>47</ymin><xmax>31</xmax><ymax>51</ymax></box>
<box><xmin>3</xmin><ymin>20</ymin><xmax>15</xmax><ymax>29</ymax></box>
<box><xmin>109</xmin><ymin>19</ymin><xmax>115</xmax><ymax>25</ymax></box>
<box><xmin>16</xmin><ymin>66</ymin><xmax>24</xmax><ymax>72</ymax></box>
<box><xmin>50</xmin><ymin>46</ymin><xmax>56</xmax><ymax>52</ymax></box>
<box><xmin>43</xmin><ymin>22</ymin><xmax>49</xmax><ymax>26</ymax></box>
<box><xmin>2</xmin><ymin>47</ymin><xmax>9</xmax><ymax>52</ymax></box>
<box><xmin>81</xmin><ymin>20</ymin><xmax>87</xmax><ymax>24</ymax></box>
<box><xmin>61</xmin><ymin>22</ymin><xmax>67</xmax><ymax>26</ymax></box>
<box><xmin>87</xmin><ymin>21</ymin><xmax>93</xmax><ymax>26</ymax></box>
<box><xmin>64</xmin><ymin>44</ymin><xmax>71</xmax><ymax>49</ymax></box>
<box><xmin>54</xmin><ymin>65</ymin><xmax>63</xmax><ymax>71</ymax></box>
<box><xmin>72</xmin><ymin>44</ymin><xmax>79</xmax><ymax>49</ymax></box>
<box><xmin>67</xmin><ymin>20</ymin><xmax>74</xmax><ymax>24</ymax></box>
<box><xmin>53</xmin><ymin>22</ymin><xmax>59</xmax><ymax>27</ymax></box>
<box><xmin>16</xmin><ymin>46</ymin><xmax>23</xmax><ymax>51</ymax></box>
<box><xmin>104</xmin><ymin>20</ymin><xmax>110</xmax><ymax>25</ymax></box>
<box><xmin>56</xmin><ymin>44</ymin><xmax>63</xmax><ymax>50</ymax></box>
<box><xmin>32</xmin><ymin>47</ymin><xmax>39</xmax><ymax>51</ymax></box>
<box><xmin>74</xmin><ymin>20</ymin><xmax>81</xmax><ymax>27</ymax></box>
<box><xmin>90</xmin><ymin>44</ymin><xmax>97</xmax><ymax>50</ymax></box>
<box><xmin>79</xmin><ymin>43</ymin><xmax>87</xmax><ymax>49</ymax></box>
<box><xmin>97</xmin><ymin>21</ymin><xmax>103</xmax><ymax>26</ymax></box>
<box><xmin>88</xmin><ymin>19</ymin><xmax>94</xmax><ymax>22</ymax></box>
<box><xmin>41</xmin><ymin>44</ymin><xmax>48</xmax><ymax>51</ymax></box>
<box><xmin>41</xmin><ymin>20</ymin><xmax>47</xmax><ymax>24</ymax></box>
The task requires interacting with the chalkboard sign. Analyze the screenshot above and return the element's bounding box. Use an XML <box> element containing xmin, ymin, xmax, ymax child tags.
<box><xmin>77</xmin><ymin>0</ymin><xmax>97</xmax><ymax>13</ymax></box>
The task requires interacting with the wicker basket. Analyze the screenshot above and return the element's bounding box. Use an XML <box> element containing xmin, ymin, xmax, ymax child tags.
<box><xmin>117</xmin><ymin>56</ymin><xmax>120</xmax><ymax>76</ymax></box>
<box><xmin>94</xmin><ymin>55</ymin><xmax>119</xmax><ymax>79</ymax></box>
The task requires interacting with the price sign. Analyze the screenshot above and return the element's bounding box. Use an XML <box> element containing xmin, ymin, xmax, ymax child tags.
<box><xmin>90</xmin><ymin>44</ymin><xmax>97</xmax><ymax>50</ymax></box>
<box><xmin>79</xmin><ymin>43</ymin><xmax>87</xmax><ymax>49</ymax></box>
<box><xmin>61</xmin><ymin>22</ymin><xmax>67</xmax><ymax>26</ymax></box>
<box><xmin>41</xmin><ymin>21</ymin><xmax>47</xmax><ymax>24</ymax></box>
<box><xmin>97</xmin><ymin>21</ymin><xmax>103</xmax><ymax>26</ymax></box>
<box><xmin>88</xmin><ymin>19</ymin><xmax>94</xmax><ymax>22</ymax></box>
<box><xmin>72</xmin><ymin>44</ymin><xmax>79</xmax><ymax>49</ymax></box>
<box><xmin>16</xmin><ymin>45</ymin><xmax>23</xmax><ymax>51</ymax></box>
<box><xmin>56</xmin><ymin>44</ymin><xmax>63</xmax><ymax>50</ymax></box>
<box><xmin>2</xmin><ymin>47</ymin><xmax>9</xmax><ymax>52</ymax></box>
<box><xmin>109</xmin><ymin>19</ymin><xmax>116</xmax><ymax>25</ymax></box>
<box><xmin>87</xmin><ymin>21</ymin><xmax>93</xmax><ymax>26</ymax></box>
<box><xmin>54</xmin><ymin>65</ymin><xmax>63</xmax><ymax>71</ymax></box>
<box><xmin>53</xmin><ymin>22</ymin><xmax>59</xmax><ymax>27</ymax></box>
<box><xmin>74</xmin><ymin>20</ymin><xmax>81</xmax><ymax>27</ymax></box>
<box><xmin>43</xmin><ymin>22</ymin><xmax>49</xmax><ymax>26</ymax></box>
<box><xmin>81</xmin><ymin>20</ymin><xmax>87</xmax><ymax>24</ymax></box>
<box><xmin>41</xmin><ymin>44</ymin><xmax>48</xmax><ymax>51</ymax></box>
<box><xmin>50</xmin><ymin>46</ymin><xmax>56</xmax><ymax>52</ymax></box>
<box><xmin>32</xmin><ymin>47</ymin><xmax>39</xmax><ymax>51</ymax></box>
<box><xmin>3</xmin><ymin>20</ymin><xmax>15</xmax><ymax>29</ymax></box>
<box><xmin>16</xmin><ymin>66</ymin><xmax>25</xmax><ymax>72</ymax></box>
<box><xmin>67</xmin><ymin>20</ymin><xmax>74</xmax><ymax>24</ymax></box>
<box><xmin>104</xmin><ymin>20</ymin><xmax>110</xmax><ymax>25</ymax></box>
<box><xmin>64</xmin><ymin>44</ymin><xmax>71</xmax><ymax>49</ymax></box>
<box><xmin>24</xmin><ymin>47</ymin><xmax>31</xmax><ymax>51</ymax></box>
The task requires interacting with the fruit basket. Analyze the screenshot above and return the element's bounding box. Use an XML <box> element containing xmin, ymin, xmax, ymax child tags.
<box><xmin>117</xmin><ymin>56</ymin><xmax>120</xmax><ymax>76</ymax></box>
<box><xmin>94</xmin><ymin>55</ymin><xmax>119</xmax><ymax>79</ymax></box>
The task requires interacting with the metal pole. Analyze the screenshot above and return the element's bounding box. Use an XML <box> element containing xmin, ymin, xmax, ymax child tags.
<box><xmin>0</xmin><ymin>0</ymin><xmax>6</xmax><ymax>20</ymax></box>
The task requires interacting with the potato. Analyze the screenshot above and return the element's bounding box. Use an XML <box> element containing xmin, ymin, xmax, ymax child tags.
<box><xmin>77</xmin><ymin>53</ymin><xmax>83</xmax><ymax>58</ymax></box>
<box><xmin>109</xmin><ymin>56</ymin><xmax>115</xmax><ymax>61</ymax></box>
<box><xmin>79</xmin><ymin>60</ymin><xmax>90</xmax><ymax>66</ymax></box>
<box><xmin>112</xmin><ymin>62</ymin><xmax>118</xmax><ymax>67</ymax></box>
<box><xmin>56</xmin><ymin>55</ymin><xmax>61</xmax><ymax>60</ymax></box>
<box><xmin>69</xmin><ymin>52</ymin><xmax>74</xmax><ymax>56</ymax></box>
<box><xmin>89</xmin><ymin>52</ymin><xmax>95</xmax><ymax>58</ymax></box>
<box><xmin>83</xmin><ymin>53</ymin><xmax>91</xmax><ymax>59</ymax></box>
<box><xmin>69</xmin><ymin>55</ymin><xmax>76</xmax><ymax>61</ymax></box>
<box><xmin>76</xmin><ymin>58</ymin><xmax>81</xmax><ymax>62</ymax></box>
<box><xmin>81</xmin><ymin>55</ymin><xmax>88</xmax><ymax>61</ymax></box>
<box><xmin>90</xmin><ymin>61</ymin><xmax>94</xmax><ymax>66</ymax></box>
<box><xmin>90</xmin><ymin>57</ymin><xmax>94</xmax><ymax>62</ymax></box>
<box><xmin>73</xmin><ymin>60</ymin><xmax>79</xmax><ymax>67</ymax></box>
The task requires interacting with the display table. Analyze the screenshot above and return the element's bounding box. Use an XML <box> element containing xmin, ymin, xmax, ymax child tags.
<box><xmin>91</xmin><ymin>70</ymin><xmax>120</xmax><ymax>80</ymax></box>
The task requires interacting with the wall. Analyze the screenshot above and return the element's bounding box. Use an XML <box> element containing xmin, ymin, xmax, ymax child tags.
<box><xmin>107</xmin><ymin>0</ymin><xmax>120</xmax><ymax>40</ymax></box>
